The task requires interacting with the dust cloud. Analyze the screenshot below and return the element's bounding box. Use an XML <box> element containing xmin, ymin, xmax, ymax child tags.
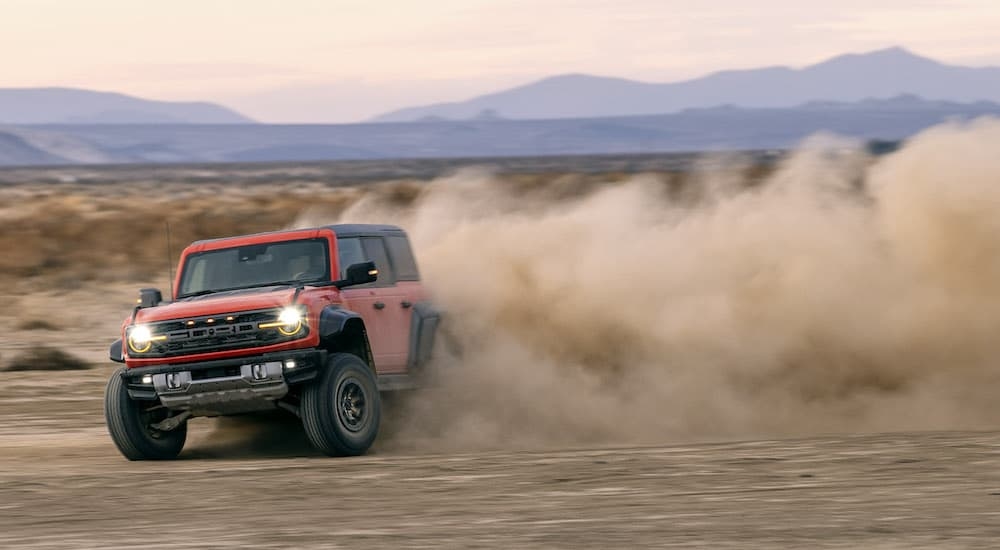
<box><xmin>309</xmin><ymin>119</ymin><xmax>1000</xmax><ymax>451</ymax></box>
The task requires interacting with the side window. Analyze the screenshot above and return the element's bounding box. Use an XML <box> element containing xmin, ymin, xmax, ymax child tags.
<box><xmin>386</xmin><ymin>235</ymin><xmax>419</xmax><ymax>281</ymax></box>
<box><xmin>337</xmin><ymin>237</ymin><xmax>366</xmax><ymax>278</ymax></box>
<box><xmin>362</xmin><ymin>237</ymin><xmax>396</xmax><ymax>286</ymax></box>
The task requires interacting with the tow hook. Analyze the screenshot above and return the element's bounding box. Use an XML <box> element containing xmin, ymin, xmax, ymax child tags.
<box><xmin>151</xmin><ymin>411</ymin><xmax>192</xmax><ymax>432</ymax></box>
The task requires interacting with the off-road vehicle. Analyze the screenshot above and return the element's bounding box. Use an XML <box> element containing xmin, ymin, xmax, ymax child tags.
<box><xmin>104</xmin><ymin>224</ymin><xmax>439</xmax><ymax>460</ymax></box>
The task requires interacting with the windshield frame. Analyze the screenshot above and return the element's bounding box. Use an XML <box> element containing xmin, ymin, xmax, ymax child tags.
<box><xmin>175</xmin><ymin>237</ymin><xmax>333</xmax><ymax>299</ymax></box>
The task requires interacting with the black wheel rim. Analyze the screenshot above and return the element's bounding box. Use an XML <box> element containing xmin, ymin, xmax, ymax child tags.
<box><xmin>337</xmin><ymin>377</ymin><xmax>367</xmax><ymax>432</ymax></box>
<box><xmin>138</xmin><ymin>403</ymin><xmax>170</xmax><ymax>440</ymax></box>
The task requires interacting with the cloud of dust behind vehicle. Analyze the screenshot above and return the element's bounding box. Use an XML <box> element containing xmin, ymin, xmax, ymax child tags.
<box><xmin>299</xmin><ymin>118</ymin><xmax>1000</xmax><ymax>451</ymax></box>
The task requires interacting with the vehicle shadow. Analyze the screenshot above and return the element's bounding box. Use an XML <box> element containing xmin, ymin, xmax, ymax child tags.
<box><xmin>181</xmin><ymin>410</ymin><xmax>322</xmax><ymax>460</ymax></box>
<box><xmin>178</xmin><ymin>394</ymin><xmax>415</xmax><ymax>460</ymax></box>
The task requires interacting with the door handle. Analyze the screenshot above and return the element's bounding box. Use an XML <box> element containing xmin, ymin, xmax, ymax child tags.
<box><xmin>401</xmin><ymin>301</ymin><xmax>412</xmax><ymax>309</ymax></box>
<box><xmin>374</xmin><ymin>302</ymin><xmax>385</xmax><ymax>310</ymax></box>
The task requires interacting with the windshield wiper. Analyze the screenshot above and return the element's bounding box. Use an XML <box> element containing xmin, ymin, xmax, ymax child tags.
<box><xmin>256</xmin><ymin>279</ymin><xmax>310</xmax><ymax>287</ymax></box>
<box><xmin>177</xmin><ymin>281</ymin><xmax>309</xmax><ymax>300</ymax></box>
<box><xmin>178</xmin><ymin>289</ymin><xmax>220</xmax><ymax>299</ymax></box>
<box><xmin>177</xmin><ymin>284</ymin><xmax>266</xmax><ymax>299</ymax></box>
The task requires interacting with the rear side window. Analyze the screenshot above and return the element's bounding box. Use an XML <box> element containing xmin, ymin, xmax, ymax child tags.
<box><xmin>386</xmin><ymin>235</ymin><xmax>419</xmax><ymax>281</ymax></box>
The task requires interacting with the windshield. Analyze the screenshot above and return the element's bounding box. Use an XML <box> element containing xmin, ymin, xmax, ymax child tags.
<box><xmin>177</xmin><ymin>238</ymin><xmax>331</xmax><ymax>298</ymax></box>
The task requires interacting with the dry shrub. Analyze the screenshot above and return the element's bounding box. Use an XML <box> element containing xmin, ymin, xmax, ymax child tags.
<box><xmin>16</xmin><ymin>319</ymin><xmax>60</xmax><ymax>331</ymax></box>
<box><xmin>4</xmin><ymin>346</ymin><xmax>91</xmax><ymax>371</ymax></box>
<box><xmin>0</xmin><ymin>186</ymin><xmax>362</xmax><ymax>285</ymax></box>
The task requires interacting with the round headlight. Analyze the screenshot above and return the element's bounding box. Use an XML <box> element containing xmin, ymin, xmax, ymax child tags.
<box><xmin>128</xmin><ymin>325</ymin><xmax>153</xmax><ymax>353</ymax></box>
<box><xmin>277</xmin><ymin>308</ymin><xmax>303</xmax><ymax>336</ymax></box>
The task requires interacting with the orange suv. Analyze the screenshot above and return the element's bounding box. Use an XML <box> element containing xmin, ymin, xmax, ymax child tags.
<box><xmin>104</xmin><ymin>224</ymin><xmax>439</xmax><ymax>460</ymax></box>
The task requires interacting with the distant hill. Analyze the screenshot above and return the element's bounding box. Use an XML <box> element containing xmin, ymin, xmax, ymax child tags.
<box><xmin>1</xmin><ymin>95</ymin><xmax>997</xmax><ymax>166</ymax></box>
<box><xmin>0</xmin><ymin>132</ymin><xmax>68</xmax><ymax>165</ymax></box>
<box><xmin>0</xmin><ymin>88</ymin><xmax>254</xmax><ymax>124</ymax></box>
<box><xmin>372</xmin><ymin>47</ymin><xmax>1000</xmax><ymax>122</ymax></box>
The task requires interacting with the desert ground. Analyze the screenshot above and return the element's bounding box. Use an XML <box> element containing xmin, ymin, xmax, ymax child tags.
<box><xmin>2</xmin><ymin>367</ymin><xmax>999</xmax><ymax>549</ymax></box>
<box><xmin>2</xmin><ymin>132</ymin><xmax>1000</xmax><ymax>548</ymax></box>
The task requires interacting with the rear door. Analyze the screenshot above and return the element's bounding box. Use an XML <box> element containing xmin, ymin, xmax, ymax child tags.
<box><xmin>338</xmin><ymin>236</ymin><xmax>410</xmax><ymax>373</ymax></box>
<box><xmin>384</xmin><ymin>234</ymin><xmax>428</xmax><ymax>368</ymax></box>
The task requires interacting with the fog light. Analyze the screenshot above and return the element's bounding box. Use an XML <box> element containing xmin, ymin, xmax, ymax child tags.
<box><xmin>141</xmin><ymin>375</ymin><xmax>153</xmax><ymax>384</ymax></box>
<box><xmin>284</xmin><ymin>359</ymin><xmax>296</xmax><ymax>370</ymax></box>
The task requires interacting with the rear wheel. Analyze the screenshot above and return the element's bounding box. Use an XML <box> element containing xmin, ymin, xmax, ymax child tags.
<box><xmin>301</xmin><ymin>353</ymin><xmax>381</xmax><ymax>456</ymax></box>
<box><xmin>104</xmin><ymin>368</ymin><xmax>186</xmax><ymax>460</ymax></box>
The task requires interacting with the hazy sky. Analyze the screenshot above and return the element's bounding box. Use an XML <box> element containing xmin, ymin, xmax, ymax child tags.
<box><xmin>3</xmin><ymin>0</ymin><xmax>999</xmax><ymax>122</ymax></box>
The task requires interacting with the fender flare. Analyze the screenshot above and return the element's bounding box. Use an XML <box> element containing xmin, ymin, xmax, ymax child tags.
<box><xmin>407</xmin><ymin>302</ymin><xmax>441</xmax><ymax>370</ymax></box>
<box><xmin>318</xmin><ymin>306</ymin><xmax>374</xmax><ymax>371</ymax></box>
<box><xmin>318</xmin><ymin>307</ymin><xmax>364</xmax><ymax>340</ymax></box>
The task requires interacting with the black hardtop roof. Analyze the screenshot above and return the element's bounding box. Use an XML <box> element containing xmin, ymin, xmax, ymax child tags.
<box><xmin>189</xmin><ymin>223</ymin><xmax>406</xmax><ymax>247</ymax></box>
<box><xmin>324</xmin><ymin>223</ymin><xmax>407</xmax><ymax>237</ymax></box>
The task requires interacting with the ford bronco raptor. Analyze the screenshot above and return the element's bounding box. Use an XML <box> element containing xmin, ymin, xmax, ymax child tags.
<box><xmin>104</xmin><ymin>224</ymin><xmax>440</xmax><ymax>460</ymax></box>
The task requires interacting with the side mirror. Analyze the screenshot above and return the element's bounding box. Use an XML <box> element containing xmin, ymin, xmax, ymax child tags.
<box><xmin>109</xmin><ymin>339</ymin><xmax>124</xmax><ymax>363</ymax></box>
<box><xmin>335</xmin><ymin>261</ymin><xmax>378</xmax><ymax>288</ymax></box>
<box><xmin>138</xmin><ymin>288</ymin><xmax>163</xmax><ymax>308</ymax></box>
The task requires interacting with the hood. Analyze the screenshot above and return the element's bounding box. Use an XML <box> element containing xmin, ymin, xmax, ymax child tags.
<box><xmin>133</xmin><ymin>287</ymin><xmax>298</xmax><ymax>324</ymax></box>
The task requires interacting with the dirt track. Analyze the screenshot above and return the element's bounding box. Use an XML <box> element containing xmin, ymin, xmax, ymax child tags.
<box><xmin>1</xmin><ymin>368</ymin><xmax>998</xmax><ymax>549</ymax></box>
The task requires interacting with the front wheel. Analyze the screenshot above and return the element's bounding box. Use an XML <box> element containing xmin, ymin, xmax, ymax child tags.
<box><xmin>301</xmin><ymin>353</ymin><xmax>381</xmax><ymax>456</ymax></box>
<box><xmin>104</xmin><ymin>368</ymin><xmax>186</xmax><ymax>460</ymax></box>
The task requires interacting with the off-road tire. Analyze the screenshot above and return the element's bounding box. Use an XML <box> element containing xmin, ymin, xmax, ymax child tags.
<box><xmin>301</xmin><ymin>353</ymin><xmax>381</xmax><ymax>456</ymax></box>
<box><xmin>104</xmin><ymin>368</ymin><xmax>186</xmax><ymax>460</ymax></box>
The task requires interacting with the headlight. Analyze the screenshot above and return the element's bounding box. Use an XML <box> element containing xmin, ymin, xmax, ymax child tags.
<box><xmin>259</xmin><ymin>307</ymin><xmax>304</xmax><ymax>336</ymax></box>
<box><xmin>127</xmin><ymin>325</ymin><xmax>165</xmax><ymax>353</ymax></box>
<box><xmin>278</xmin><ymin>307</ymin><xmax>302</xmax><ymax>327</ymax></box>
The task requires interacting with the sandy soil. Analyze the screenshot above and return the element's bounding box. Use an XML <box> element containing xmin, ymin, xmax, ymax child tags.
<box><xmin>0</xmin><ymin>367</ymin><xmax>998</xmax><ymax>549</ymax></box>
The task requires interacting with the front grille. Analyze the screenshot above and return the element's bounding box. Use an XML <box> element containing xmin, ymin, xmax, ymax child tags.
<box><xmin>136</xmin><ymin>308</ymin><xmax>307</xmax><ymax>358</ymax></box>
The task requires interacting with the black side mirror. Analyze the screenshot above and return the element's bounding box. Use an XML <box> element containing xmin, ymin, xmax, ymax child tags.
<box><xmin>335</xmin><ymin>261</ymin><xmax>378</xmax><ymax>288</ymax></box>
<box><xmin>109</xmin><ymin>339</ymin><xmax>124</xmax><ymax>363</ymax></box>
<box><xmin>138</xmin><ymin>288</ymin><xmax>163</xmax><ymax>308</ymax></box>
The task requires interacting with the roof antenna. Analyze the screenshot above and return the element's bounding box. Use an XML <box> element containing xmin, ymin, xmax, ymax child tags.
<box><xmin>166</xmin><ymin>220</ymin><xmax>175</xmax><ymax>300</ymax></box>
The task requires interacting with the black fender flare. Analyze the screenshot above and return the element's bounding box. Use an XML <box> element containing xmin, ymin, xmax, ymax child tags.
<box><xmin>407</xmin><ymin>302</ymin><xmax>441</xmax><ymax>370</ymax></box>
<box><xmin>318</xmin><ymin>306</ymin><xmax>374</xmax><ymax>371</ymax></box>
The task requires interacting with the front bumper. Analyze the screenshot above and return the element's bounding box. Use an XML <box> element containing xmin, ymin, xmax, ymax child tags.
<box><xmin>122</xmin><ymin>349</ymin><xmax>326</xmax><ymax>416</ymax></box>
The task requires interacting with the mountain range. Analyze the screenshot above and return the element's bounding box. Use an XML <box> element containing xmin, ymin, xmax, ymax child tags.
<box><xmin>0</xmin><ymin>88</ymin><xmax>253</xmax><ymax>124</ymax></box>
<box><xmin>3</xmin><ymin>47</ymin><xmax>998</xmax><ymax>127</ymax></box>
<box><xmin>2</xmin><ymin>47</ymin><xmax>1000</xmax><ymax>166</ymax></box>
<box><xmin>372</xmin><ymin>47</ymin><xmax>1000</xmax><ymax>122</ymax></box>
<box><xmin>1</xmin><ymin>95</ymin><xmax>997</xmax><ymax>166</ymax></box>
